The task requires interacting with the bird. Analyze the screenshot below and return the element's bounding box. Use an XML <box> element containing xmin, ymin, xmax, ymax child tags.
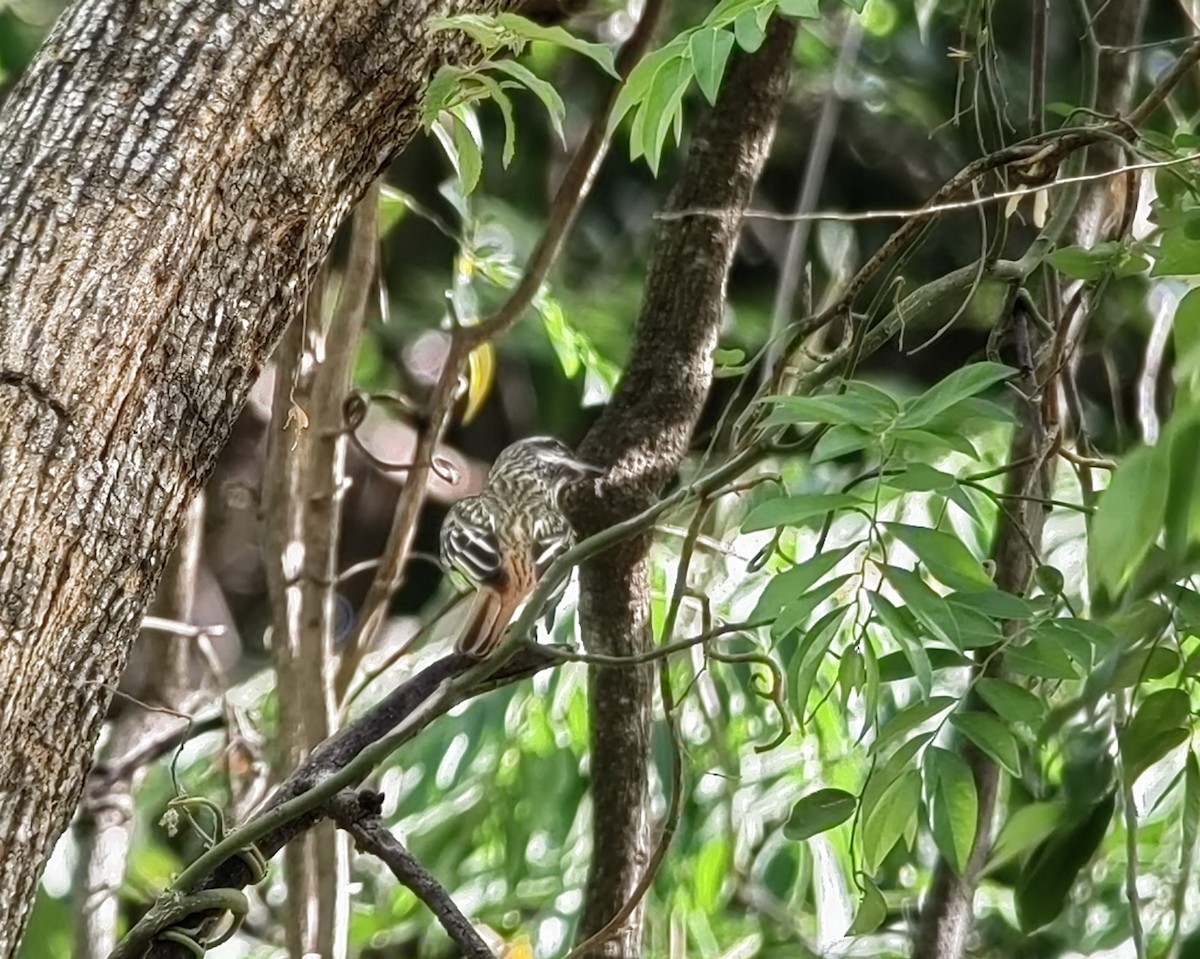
<box><xmin>440</xmin><ymin>436</ymin><xmax>603</xmax><ymax>658</ymax></box>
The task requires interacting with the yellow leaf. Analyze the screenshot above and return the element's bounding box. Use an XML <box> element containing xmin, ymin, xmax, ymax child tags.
<box><xmin>504</xmin><ymin>934</ymin><xmax>534</xmax><ymax>959</ymax></box>
<box><xmin>1004</xmin><ymin>193</ymin><xmax>1022</xmax><ymax>220</ymax></box>
<box><xmin>1033</xmin><ymin>188</ymin><xmax>1049</xmax><ymax>229</ymax></box>
<box><xmin>464</xmin><ymin>341</ymin><xmax>495</xmax><ymax>424</ymax></box>
<box><xmin>457</xmin><ymin>252</ymin><xmax>476</xmax><ymax>279</ymax></box>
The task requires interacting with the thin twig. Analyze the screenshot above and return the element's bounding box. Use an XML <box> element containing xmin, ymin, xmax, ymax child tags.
<box><xmin>331</xmin><ymin>790</ymin><xmax>495</xmax><ymax>959</ymax></box>
<box><xmin>1115</xmin><ymin>694</ymin><xmax>1148</xmax><ymax>959</ymax></box>
<box><xmin>1125</xmin><ymin>37</ymin><xmax>1200</xmax><ymax>126</ymax></box>
<box><xmin>762</xmin><ymin>16</ymin><xmax>863</xmax><ymax>380</ymax></box>
<box><xmin>1030</xmin><ymin>0</ymin><xmax>1049</xmax><ymax>134</ymax></box>
<box><xmin>659</xmin><ymin>150</ymin><xmax>1197</xmax><ymax>225</ymax></box>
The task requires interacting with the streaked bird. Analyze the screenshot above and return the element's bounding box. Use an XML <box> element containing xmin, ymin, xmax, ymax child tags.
<box><xmin>440</xmin><ymin>436</ymin><xmax>603</xmax><ymax>658</ymax></box>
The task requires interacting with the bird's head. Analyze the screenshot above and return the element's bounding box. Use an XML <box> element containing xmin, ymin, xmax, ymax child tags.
<box><xmin>489</xmin><ymin>436</ymin><xmax>604</xmax><ymax>496</ymax></box>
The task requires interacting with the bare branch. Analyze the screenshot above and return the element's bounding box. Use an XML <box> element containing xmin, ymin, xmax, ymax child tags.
<box><xmin>331</xmin><ymin>790</ymin><xmax>496</xmax><ymax>959</ymax></box>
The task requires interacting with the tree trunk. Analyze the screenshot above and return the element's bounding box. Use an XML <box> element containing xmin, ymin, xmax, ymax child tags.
<box><xmin>0</xmin><ymin>1</ymin><xmax>501</xmax><ymax>952</ymax></box>
<box><xmin>567</xmin><ymin>18</ymin><xmax>796</xmax><ymax>957</ymax></box>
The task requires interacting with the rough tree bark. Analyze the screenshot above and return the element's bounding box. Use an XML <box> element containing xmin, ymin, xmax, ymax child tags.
<box><xmin>0</xmin><ymin>1</ymin><xmax>509</xmax><ymax>953</ymax></box>
<box><xmin>567</xmin><ymin>18</ymin><xmax>797</xmax><ymax>957</ymax></box>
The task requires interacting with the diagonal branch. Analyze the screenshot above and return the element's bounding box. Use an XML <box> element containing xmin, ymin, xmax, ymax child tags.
<box><xmin>331</xmin><ymin>790</ymin><xmax>496</xmax><ymax>959</ymax></box>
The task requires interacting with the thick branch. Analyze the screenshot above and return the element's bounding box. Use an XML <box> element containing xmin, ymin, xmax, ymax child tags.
<box><xmin>566</xmin><ymin>16</ymin><xmax>797</xmax><ymax>958</ymax></box>
<box><xmin>0</xmin><ymin>1</ymin><xmax>510</xmax><ymax>952</ymax></box>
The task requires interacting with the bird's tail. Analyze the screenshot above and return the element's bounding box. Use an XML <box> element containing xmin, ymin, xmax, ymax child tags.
<box><xmin>455</xmin><ymin>588</ymin><xmax>517</xmax><ymax>658</ymax></box>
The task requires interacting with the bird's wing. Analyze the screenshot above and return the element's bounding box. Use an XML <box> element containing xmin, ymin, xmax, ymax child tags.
<box><xmin>441</xmin><ymin>498</ymin><xmax>508</xmax><ymax>589</ymax></box>
<box><xmin>530</xmin><ymin>514</ymin><xmax>574</xmax><ymax>580</ymax></box>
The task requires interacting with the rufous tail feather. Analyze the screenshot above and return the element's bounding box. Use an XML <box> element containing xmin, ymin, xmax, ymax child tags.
<box><xmin>455</xmin><ymin>589</ymin><xmax>517</xmax><ymax>658</ymax></box>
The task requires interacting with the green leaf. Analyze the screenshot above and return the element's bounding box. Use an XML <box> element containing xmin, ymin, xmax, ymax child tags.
<box><xmin>974</xmin><ymin>678</ymin><xmax>1044</xmax><ymax>727</ymax></box>
<box><xmin>989</xmin><ymin>800</ymin><xmax>1066</xmax><ymax>870</ymax></box>
<box><xmin>874</xmin><ymin>697</ymin><xmax>957</xmax><ymax>755</ymax></box>
<box><xmin>1016</xmin><ymin>794</ymin><xmax>1115</xmax><ymax>931</ymax></box>
<box><xmin>790</xmin><ymin>606</ymin><xmax>852</xmax><ymax>722</ymax></box>
<box><xmin>779</xmin><ymin>0</ymin><xmax>821</xmax><ymax>15</ymax></box>
<box><xmin>1109</xmin><ymin>645</ymin><xmax>1180</xmax><ymax>688</ymax></box>
<box><xmin>885</xmin><ymin>523</ymin><xmax>992</xmax><ymax>591</ymax></box>
<box><xmin>688</xmin><ymin>27</ymin><xmax>736</xmax><ymax>105</ymax></box>
<box><xmin>838</xmin><ymin>645</ymin><xmax>864</xmax><ymax>704</ymax></box>
<box><xmin>811</xmin><ymin>424</ymin><xmax>874</xmax><ymax>462</ymax></box>
<box><xmin>774</xmin><ymin>574</ymin><xmax>852</xmax><ymax>637</ymax></box>
<box><xmin>881</xmin><ymin>566</ymin><xmax>953</xmax><ymax>647</ymax></box>
<box><xmin>862</xmin><ymin>767</ymin><xmax>921</xmax><ymax>873</ymax></box>
<box><xmin>883</xmin><ymin>464</ymin><xmax>958</xmax><ymax>492</ymax></box>
<box><xmin>494</xmin><ymin>13</ymin><xmax>619</xmax><ymax>75</ymax></box>
<box><xmin>422</xmin><ymin>65</ymin><xmax>467</xmax><ymax>127</ymax></box>
<box><xmin>947</xmin><ymin>588</ymin><xmax>1037</xmax><ymax>620</ymax></box>
<box><xmin>847</xmin><ymin>875</ymin><xmax>887</xmax><ymax>934</ymax></box>
<box><xmin>861</xmin><ymin>732</ymin><xmax>932</xmax><ymax>814</ymax></box>
<box><xmin>427</xmin><ymin>13</ymin><xmax>514</xmax><ymax>52</ymax></box>
<box><xmin>926</xmin><ymin>746</ymin><xmax>978</xmax><ymax>875</ymax></box>
<box><xmin>1035</xmin><ymin>617</ymin><xmax>1116</xmax><ymax>664</ymax></box>
<box><xmin>638</xmin><ymin>54</ymin><xmax>693</xmax><ymax>175</ymax></box>
<box><xmin>1164</xmin><ymin>413</ymin><xmax>1200</xmax><ymax>561</ymax></box>
<box><xmin>1120</xmin><ymin>688</ymin><xmax>1191</xmax><ymax>784</ymax></box>
<box><xmin>883</xmin><ymin>566</ymin><xmax>1001</xmax><ymax>650</ymax></box>
<box><xmin>693</xmin><ymin>837</ymin><xmax>729</xmax><ymax>912</ymax></box>
<box><xmin>950</xmin><ymin>712</ymin><xmax>1022</xmax><ymax>776</ymax></box>
<box><xmin>489</xmin><ymin>59</ymin><xmax>566</xmax><ymax>145</ymax></box>
<box><xmin>377</xmin><ymin>186</ymin><xmax>411</xmax><ymax>237</ymax></box>
<box><xmin>628</xmin><ymin>98</ymin><xmax>648</xmax><ymax>161</ymax></box>
<box><xmin>712</xmin><ymin>346</ymin><xmax>746</xmax><ymax>367</ymax></box>
<box><xmin>867</xmin><ymin>590</ymin><xmax>920</xmax><ymax>643</ymax></box>
<box><xmin>762</xmin><ymin>387</ymin><xmax>899</xmax><ymax>429</ymax></box>
<box><xmin>607</xmin><ymin>39</ymin><xmax>688</xmax><ymax>135</ymax></box>
<box><xmin>449</xmin><ymin>111</ymin><xmax>482</xmax><ymax>194</ymax></box>
<box><xmin>471</xmin><ymin>74</ymin><xmax>518</xmax><ymax>166</ymax></box>
<box><xmin>742</xmin><ymin>492</ymin><xmax>863</xmax><ymax>532</ymax></box>
<box><xmin>1180</xmin><ymin>751</ymin><xmax>1200</xmax><ymax>904</ymax></box>
<box><xmin>1047</xmin><ymin>241</ymin><xmax>1122</xmax><ymax>280</ymax></box>
<box><xmin>1089</xmin><ymin>440</ymin><xmax>1170</xmax><ymax>596</ymax></box>
<box><xmin>878</xmin><ymin>647</ymin><xmax>968</xmax><ymax>684</ymax></box>
<box><xmin>897</xmin><ymin>362</ymin><xmax>1015</xmax><ymax>430</ymax></box>
<box><xmin>706</xmin><ymin>0</ymin><xmax>765</xmax><ymax>29</ymax></box>
<box><xmin>783</xmin><ymin>788</ymin><xmax>857</xmax><ymax>840</ymax></box>
<box><xmin>1174</xmin><ymin>288</ymin><xmax>1200</xmax><ymax>407</ymax></box>
<box><xmin>890</xmin><ymin>427</ymin><xmax>981</xmax><ymax>460</ymax></box>
<box><xmin>752</xmin><ymin>543</ymin><xmax>858</xmax><ymax>621</ymax></box>
<box><xmin>733</xmin><ymin>7</ymin><xmax>767</xmax><ymax>51</ymax></box>
<box><xmin>1113</xmin><ymin>247</ymin><xmax>1151</xmax><ymax>278</ymax></box>
<box><xmin>1151</xmin><ymin>227</ymin><xmax>1200</xmax><ymax>276</ymax></box>
<box><xmin>539</xmin><ymin>298</ymin><xmax>581</xmax><ymax>377</ymax></box>
<box><xmin>868</xmin><ymin>591</ymin><xmax>932</xmax><ymax>693</ymax></box>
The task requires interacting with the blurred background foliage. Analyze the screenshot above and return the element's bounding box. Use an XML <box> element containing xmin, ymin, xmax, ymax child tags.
<box><xmin>8</xmin><ymin>0</ymin><xmax>1200</xmax><ymax>957</ymax></box>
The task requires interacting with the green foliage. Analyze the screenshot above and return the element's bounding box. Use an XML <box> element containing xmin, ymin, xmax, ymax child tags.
<box><xmin>12</xmin><ymin>1</ymin><xmax>1200</xmax><ymax>957</ymax></box>
<box><xmin>422</xmin><ymin>12</ymin><xmax>616</xmax><ymax>193</ymax></box>
<box><xmin>783</xmin><ymin>788</ymin><xmax>857</xmax><ymax>840</ymax></box>
<box><xmin>604</xmin><ymin>0</ymin><xmax>883</xmax><ymax>172</ymax></box>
